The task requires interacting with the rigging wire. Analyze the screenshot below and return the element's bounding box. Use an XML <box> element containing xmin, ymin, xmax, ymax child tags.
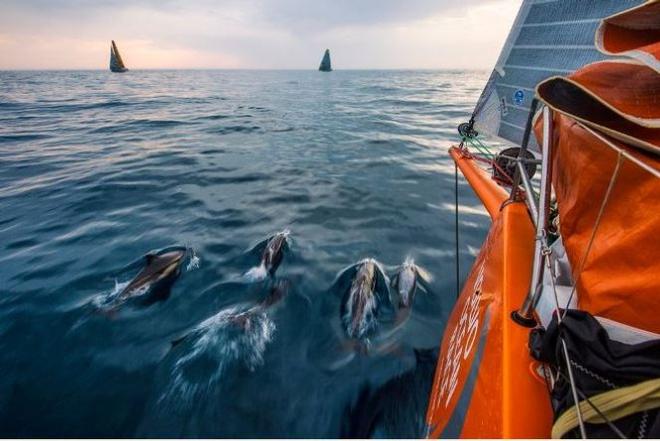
<box><xmin>454</xmin><ymin>157</ymin><xmax>460</xmax><ymax>299</ymax></box>
<box><xmin>548</xmin><ymin>151</ymin><xmax>628</xmax><ymax>438</ymax></box>
<box><xmin>545</xmin><ymin>244</ymin><xmax>624</xmax><ymax>439</ymax></box>
<box><xmin>562</xmin><ymin>151</ymin><xmax>624</xmax><ymax>319</ymax></box>
<box><xmin>541</xmin><ymin>221</ymin><xmax>587</xmax><ymax>438</ymax></box>
<box><xmin>555</xmin><ymin>370</ymin><xmax>627</xmax><ymax>439</ymax></box>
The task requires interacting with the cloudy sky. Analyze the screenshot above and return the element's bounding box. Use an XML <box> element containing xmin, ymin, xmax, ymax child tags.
<box><xmin>0</xmin><ymin>0</ymin><xmax>521</xmax><ymax>70</ymax></box>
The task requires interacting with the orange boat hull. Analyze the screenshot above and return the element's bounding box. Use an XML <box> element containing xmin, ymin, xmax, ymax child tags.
<box><xmin>425</xmin><ymin>148</ymin><xmax>553</xmax><ymax>438</ymax></box>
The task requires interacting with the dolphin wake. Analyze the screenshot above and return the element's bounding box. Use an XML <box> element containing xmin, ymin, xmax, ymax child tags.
<box><xmin>161</xmin><ymin>305</ymin><xmax>276</xmax><ymax>408</ymax></box>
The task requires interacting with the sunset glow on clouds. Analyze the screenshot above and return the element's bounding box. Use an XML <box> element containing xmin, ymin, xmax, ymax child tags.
<box><xmin>0</xmin><ymin>0</ymin><xmax>521</xmax><ymax>70</ymax></box>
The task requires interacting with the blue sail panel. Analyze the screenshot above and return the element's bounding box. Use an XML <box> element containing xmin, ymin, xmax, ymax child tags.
<box><xmin>471</xmin><ymin>0</ymin><xmax>644</xmax><ymax>149</ymax></box>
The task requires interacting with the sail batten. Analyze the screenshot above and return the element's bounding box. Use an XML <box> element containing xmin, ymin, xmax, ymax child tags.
<box><xmin>471</xmin><ymin>0</ymin><xmax>644</xmax><ymax>148</ymax></box>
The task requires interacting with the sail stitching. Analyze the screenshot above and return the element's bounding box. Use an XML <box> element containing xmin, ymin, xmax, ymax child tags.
<box><xmin>503</xmin><ymin>64</ymin><xmax>573</xmax><ymax>73</ymax></box>
<box><xmin>522</xmin><ymin>18</ymin><xmax>601</xmax><ymax>27</ymax></box>
<box><xmin>569</xmin><ymin>360</ymin><xmax>617</xmax><ymax>390</ymax></box>
<box><xmin>513</xmin><ymin>44</ymin><xmax>594</xmax><ymax>50</ymax></box>
<box><xmin>638</xmin><ymin>410</ymin><xmax>648</xmax><ymax>439</ymax></box>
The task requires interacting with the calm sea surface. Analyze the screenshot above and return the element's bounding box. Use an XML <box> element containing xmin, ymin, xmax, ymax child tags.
<box><xmin>0</xmin><ymin>70</ymin><xmax>490</xmax><ymax>437</ymax></box>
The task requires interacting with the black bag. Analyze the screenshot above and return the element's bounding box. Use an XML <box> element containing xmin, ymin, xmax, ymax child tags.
<box><xmin>529</xmin><ymin>310</ymin><xmax>660</xmax><ymax>438</ymax></box>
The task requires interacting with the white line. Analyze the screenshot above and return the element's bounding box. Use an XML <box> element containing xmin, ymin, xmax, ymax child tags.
<box><xmin>504</xmin><ymin>64</ymin><xmax>573</xmax><ymax>73</ymax></box>
<box><xmin>497</xmin><ymin>83</ymin><xmax>535</xmax><ymax>92</ymax></box>
<box><xmin>501</xmin><ymin>120</ymin><xmax>525</xmax><ymax>131</ymax></box>
<box><xmin>509</xmin><ymin>104</ymin><xmax>532</xmax><ymax>112</ymax></box>
<box><xmin>514</xmin><ymin>45</ymin><xmax>594</xmax><ymax>50</ymax></box>
<box><xmin>522</xmin><ymin>18</ymin><xmax>601</xmax><ymax>27</ymax></box>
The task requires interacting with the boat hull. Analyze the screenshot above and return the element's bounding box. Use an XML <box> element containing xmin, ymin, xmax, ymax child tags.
<box><xmin>425</xmin><ymin>147</ymin><xmax>553</xmax><ymax>438</ymax></box>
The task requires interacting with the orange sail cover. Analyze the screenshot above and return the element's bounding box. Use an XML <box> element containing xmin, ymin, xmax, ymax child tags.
<box><xmin>596</xmin><ymin>0</ymin><xmax>660</xmax><ymax>73</ymax></box>
<box><xmin>536</xmin><ymin>1</ymin><xmax>660</xmax><ymax>333</ymax></box>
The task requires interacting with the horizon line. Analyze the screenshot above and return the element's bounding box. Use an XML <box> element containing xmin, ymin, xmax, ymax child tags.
<box><xmin>0</xmin><ymin>67</ymin><xmax>490</xmax><ymax>72</ymax></box>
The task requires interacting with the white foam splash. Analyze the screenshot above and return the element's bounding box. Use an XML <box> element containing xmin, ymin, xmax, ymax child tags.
<box><xmin>342</xmin><ymin>282</ymin><xmax>379</xmax><ymax>340</ymax></box>
<box><xmin>279</xmin><ymin>228</ymin><xmax>291</xmax><ymax>244</ymax></box>
<box><xmin>159</xmin><ymin>305</ymin><xmax>275</xmax><ymax>408</ymax></box>
<box><xmin>111</xmin><ymin>278</ymin><xmax>129</xmax><ymax>297</ymax></box>
<box><xmin>243</xmin><ymin>263</ymin><xmax>268</xmax><ymax>282</ymax></box>
<box><xmin>358</xmin><ymin>257</ymin><xmax>390</xmax><ymax>286</ymax></box>
<box><xmin>186</xmin><ymin>249</ymin><xmax>200</xmax><ymax>272</ymax></box>
<box><xmin>92</xmin><ymin>279</ymin><xmax>129</xmax><ymax>308</ymax></box>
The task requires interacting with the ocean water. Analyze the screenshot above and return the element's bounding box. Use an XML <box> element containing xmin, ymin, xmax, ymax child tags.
<box><xmin>0</xmin><ymin>70</ymin><xmax>490</xmax><ymax>437</ymax></box>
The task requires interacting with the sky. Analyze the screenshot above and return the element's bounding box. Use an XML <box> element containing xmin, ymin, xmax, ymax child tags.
<box><xmin>0</xmin><ymin>0</ymin><xmax>522</xmax><ymax>70</ymax></box>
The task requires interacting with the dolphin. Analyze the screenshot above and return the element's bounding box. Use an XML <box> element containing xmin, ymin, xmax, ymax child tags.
<box><xmin>244</xmin><ymin>230</ymin><xmax>290</xmax><ymax>281</ymax></box>
<box><xmin>259</xmin><ymin>279</ymin><xmax>290</xmax><ymax>310</ymax></box>
<box><xmin>225</xmin><ymin>280</ymin><xmax>288</xmax><ymax>330</ymax></box>
<box><xmin>171</xmin><ymin>279</ymin><xmax>290</xmax><ymax>348</ymax></box>
<box><xmin>391</xmin><ymin>258</ymin><xmax>431</xmax><ymax>309</ymax></box>
<box><xmin>117</xmin><ymin>249</ymin><xmax>186</xmax><ymax>303</ymax></box>
<box><xmin>341</xmin><ymin>258</ymin><xmax>387</xmax><ymax>340</ymax></box>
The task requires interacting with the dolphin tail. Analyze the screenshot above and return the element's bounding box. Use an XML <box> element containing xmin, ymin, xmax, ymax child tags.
<box><xmin>244</xmin><ymin>263</ymin><xmax>268</xmax><ymax>282</ymax></box>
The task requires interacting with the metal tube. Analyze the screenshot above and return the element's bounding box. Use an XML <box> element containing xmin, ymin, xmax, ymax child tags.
<box><xmin>517</xmin><ymin>160</ymin><xmax>538</xmax><ymax>226</ymax></box>
<box><xmin>517</xmin><ymin>106</ymin><xmax>553</xmax><ymax>320</ymax></box>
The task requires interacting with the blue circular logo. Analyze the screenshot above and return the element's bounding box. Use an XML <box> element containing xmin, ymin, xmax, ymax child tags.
<box><xmin>513</xmin><ymin>89</ymin><xmax>525</xmax><ymax>105</ymax></box>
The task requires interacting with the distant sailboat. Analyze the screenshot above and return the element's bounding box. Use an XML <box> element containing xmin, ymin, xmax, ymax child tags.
<box><xmin>319</xmin><ymin>49</ymin><xmax>332</xmax><ymax>72</ymax></box>
<box><xmin>110</xmin><ymin>40</ymin><xmax>128</xmax><ymax>73</ymax></box>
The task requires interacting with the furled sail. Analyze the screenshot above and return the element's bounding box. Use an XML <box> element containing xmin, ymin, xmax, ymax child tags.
<box><xmin>319</xmin><ymin>49</ymin><xmax>332</xmax><ymax>72</ymax></box>
<box><xmin>470</xmin><ymin>0</ymin><xmax>644</xmax><ymax>149</ymax></box>
<box><xmin>110</xmin><ymin>40</ymin><xmax>128</xmax><ymax>73</ymax></box>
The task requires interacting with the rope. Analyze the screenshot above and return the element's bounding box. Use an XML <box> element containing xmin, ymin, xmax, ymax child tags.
<box><xmin>458</xmin><ymin>139</ymin><xmax>517</xmax><ymax>186</ymax></box>
<box><xmin>554</xmin><ymin>371</ymin><xmax>626</xmax><ymax>439</ymax></box>
<box><xmin>545</xmin><ymin>240</ymin><xmax>588</xmax><ymax>438</ymax></box>
<box><xmin>552</xmin><ymin>378</ymin><xmax>660</xmax><ymax>439</ymax></box>
<box><xmin>563</xmin><ymin>151</ymin><xmax>624</xmax><ymax>318</ymax></box>
<box><xmin>463</xmin><ymin>135</ymin><xmax>495</xmax><ymax>159</ymax></box>
<box><xmin>545</xmin><ymin>234</ymin><xmax>629</xmax><ymax>439</ymax></box>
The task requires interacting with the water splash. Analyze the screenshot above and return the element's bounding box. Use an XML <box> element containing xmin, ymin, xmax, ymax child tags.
<box><xmin>91</xmin><ymin>279</ymin><xmax>129</xmax><ymax>308</ymax></box>
<box><xmin>159</xmin><ymin>305</ymin><xmax>276</xmax><ymax>408</ymax></box>
<box><xmin>243</xmin><ymin>229</ymin><xmax>291</xmax><ymax>282</ymax></box>
<box><xmin>342</xmin><ymin>284</ymin><xmax>379</xmax><ymax>340</ymax></box>
<box><xmin>243</xmin><ymin>263</ymin><xmax>268</xmax><ymax>282</ymax></box>
<box><xmin>186</xmin><ymin>249</ymin><xmax>200</xmax><ymax>272</ymax></box>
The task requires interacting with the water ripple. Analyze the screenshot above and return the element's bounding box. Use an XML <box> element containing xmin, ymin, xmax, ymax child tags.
<box><xmin>0</xmin><ymin>69</ymin><xmax>491</xmax><ymax>437</ymax></box>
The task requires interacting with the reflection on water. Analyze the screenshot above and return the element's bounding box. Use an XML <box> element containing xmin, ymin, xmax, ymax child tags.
<box><xmin>0</xmin><ymin>70</ymin><xmax>490</xmax><ymax>437</ymax></box>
